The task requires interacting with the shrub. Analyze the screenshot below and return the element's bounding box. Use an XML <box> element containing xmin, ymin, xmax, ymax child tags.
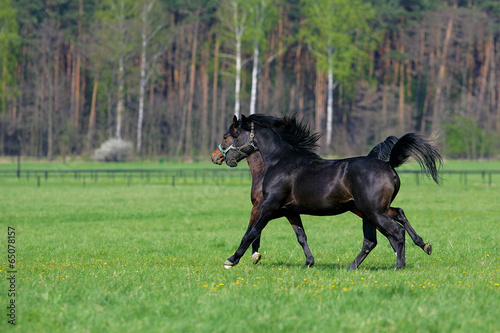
<box><xmin>444</xmin><ymin>115</ymin><xmax>495</xmax><ymax>159</ymax></box>
<box><xmin>94</xmin><ymin>139</ymin><xmax>133</xmax><ymax>162</ymax></box>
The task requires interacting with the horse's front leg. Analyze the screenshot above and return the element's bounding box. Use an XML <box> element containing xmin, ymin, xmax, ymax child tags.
<box><xmin>224</xmin><ymin>203</ymin><xmax>277</xmax><ymax>269</ymax></box>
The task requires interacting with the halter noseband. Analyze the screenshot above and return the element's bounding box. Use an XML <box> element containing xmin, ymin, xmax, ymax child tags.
<box><xmin>218</xmin><ymin>122</ymin><xmax>259</xmax><ymax>160</ymax></box>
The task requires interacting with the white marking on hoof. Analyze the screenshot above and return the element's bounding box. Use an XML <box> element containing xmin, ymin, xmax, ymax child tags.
<box><xmin>252</xmin><ymin>252</ymin><xmax>262</xmax><ymax>265</ymax></box>
<box><xmin>224</xmin><ymin>265</ymin><xmax>233</xmax><ymax>269</ymax></box>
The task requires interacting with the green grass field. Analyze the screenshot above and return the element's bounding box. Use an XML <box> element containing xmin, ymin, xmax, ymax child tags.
<box><xmin>1</xmin><ymin>161</ymin><xmax>499</xmax><ymax>332</ymax></box>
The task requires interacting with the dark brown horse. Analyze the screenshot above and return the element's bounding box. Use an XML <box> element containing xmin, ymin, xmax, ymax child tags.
<box><xmin>212</xmin><ymin>146</ymin><xmax>314</xmax><ymax>266</ymax></box>
<box><xmin>217</xmin><ymin>114</ymin><xmax>441</xmax><ymax>270</ymax></box>
<box><xmin>212</xmin><ymin>134</ymin><xmax>432</xmax><ymax>267</ymax></box>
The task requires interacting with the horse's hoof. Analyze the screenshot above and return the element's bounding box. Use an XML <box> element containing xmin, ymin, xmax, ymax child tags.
<box><xmin>346</xmin><ymin>263</ymin><xmax>357</xmax><ymax>271</ymax></box>
<box><xmin>252</xmin><ymin>252</ymin><xmax>262</xmax><ymax>265</ymax></box>
<box><xmin>424</xmin><ymin>243</ymin><xmax>432</xmax><ymax>255</ymax></box>
<box><xmin>224</xmin><ymin>260</ymin><xmax>235</xmax><ymax>269</ymax></box>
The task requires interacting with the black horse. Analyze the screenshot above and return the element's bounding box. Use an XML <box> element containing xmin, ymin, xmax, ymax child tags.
<box><xmin>220</xmin><ymin>114</ymin><xmax>442</xmax><ymax>270</ymax></box>
<box><xmin>212</xmin><ymin>133</ymin><xmax>432</xmax><ymax>267</ymax></box>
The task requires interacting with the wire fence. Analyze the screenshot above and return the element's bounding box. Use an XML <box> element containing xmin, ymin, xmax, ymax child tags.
<box><xmin>0</xmin><ymin>168</ymin><xmax>499</xmax><ymax>187</ymax></box>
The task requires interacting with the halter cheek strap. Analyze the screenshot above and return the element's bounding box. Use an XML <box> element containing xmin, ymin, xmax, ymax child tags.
<box><xmin>218</xmin><ymin>122</ymin><xmax>258</xmax><ymax>159</ymax></box>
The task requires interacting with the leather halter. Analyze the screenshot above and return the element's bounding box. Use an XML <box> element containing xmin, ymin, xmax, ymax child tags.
<box><xmin>218</xmin><ymin>122</ymin><xmax>258</xmax><ymax>160</ymax></box>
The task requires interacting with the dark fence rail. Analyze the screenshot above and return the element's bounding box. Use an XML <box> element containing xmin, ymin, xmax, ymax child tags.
<box><xmin>0</xmin><ymin>169</ymin><xmax>499</xmax><ymax>186</ymax></box>
<box><xmin>0</xmin><ymin>168</ymin><xmax>254</xmax><ymax>187</ymax></box>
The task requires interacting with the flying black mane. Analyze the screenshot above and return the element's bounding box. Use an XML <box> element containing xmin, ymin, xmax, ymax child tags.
<box><xmin>246</xmin><ymin>114</ymin><xmax>321</xmax><ymax>156</ymax></box>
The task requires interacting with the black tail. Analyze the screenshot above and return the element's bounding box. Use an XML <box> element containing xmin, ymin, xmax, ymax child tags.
<box><xmin>389</xmin><ymin>133</ymin><xmax>443</xmax><ymax>184</ymax></box>
<box><xmin>367</xmin><ymin>136</ymin><xmax>399</xmax><ymax>162</ymax></box>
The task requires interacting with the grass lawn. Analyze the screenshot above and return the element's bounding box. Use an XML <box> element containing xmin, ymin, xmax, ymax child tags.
<box><xmin>0</xmin><ymin>161</ymin><xmax>499</xmax><ymax>332</ymax></box>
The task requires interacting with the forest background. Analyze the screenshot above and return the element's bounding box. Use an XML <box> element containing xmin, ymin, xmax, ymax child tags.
<box><xmin>0</xmin><ymin>0</ymin><xmax>499</xmax><ymax>160</ymax></box>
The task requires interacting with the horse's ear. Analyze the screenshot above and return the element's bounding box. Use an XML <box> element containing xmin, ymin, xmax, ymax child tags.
<box><xmin>233</xmin><ymin>115</ymin><xmax>238</xmax><ymax>128</ymax></box>
<box><xmin>241</xmin><ymin>114</ymin><xmax>247</xmax><ymax>124</ymax></box>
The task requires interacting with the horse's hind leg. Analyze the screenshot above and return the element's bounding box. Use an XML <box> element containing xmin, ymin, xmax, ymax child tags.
<box><xmin>286</xmin><ymin>214</ymin><xmax>315</xmax><ymax>268</ymax></box>
<box><xmin>347</xmin><ymin>218</ymin><xmax>378</xmax><ymax>270</ymax></box>
<box><xmin>364</xmin><ymin>212</ymin><xmax>406</xmax><ymax>270</ymax></box>
<box><xmin>389</xmin><ymin>207</ymin><xmax>432</xmax><ymax>255</ymax></box>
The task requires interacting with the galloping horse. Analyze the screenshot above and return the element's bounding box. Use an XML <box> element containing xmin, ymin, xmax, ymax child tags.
<box><xmin>218</xmin><ymin>114</ymin><xmax>441</xmax><ymax>270</ymax></box>
<box><xmin>212</xmin><ymin>133</ymin><xmax>432</xmax><ymax>267</ymax></box>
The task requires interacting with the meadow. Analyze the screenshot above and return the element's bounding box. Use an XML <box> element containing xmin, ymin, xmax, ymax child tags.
<box><xmin>1</xmin><ymin>160</ymin><xmax>499</xmax><ymax>332</ymax></box>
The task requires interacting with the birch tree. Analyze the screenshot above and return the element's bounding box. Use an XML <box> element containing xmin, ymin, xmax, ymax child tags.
<box><xmin>97</xmin><ymin>0</ymin><xmax>135</xmax><ymax>140</ymax></box>
<box><xmin>136</xmin><ymin>0</ymin><xmax>169</xmax><ymax>153</ymax></box>
<box><xmin>218</xmin><ymin>0</ymin><xmax>249</xmax><ymax>117</ymax></box>
<box><xmin>247</xmin><ymin>0</ymin><xmax>278</xmax><ymax>115</ymax></box>
<box><xmin>302</xmin><ymin>0</ymin><xmax>375</xmax><ymax>151</ymax></box>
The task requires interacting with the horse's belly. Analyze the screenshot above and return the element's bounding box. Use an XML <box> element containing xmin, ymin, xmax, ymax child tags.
<box><xmin>284</xmin><ymin>198</ymin><xmax>355</xmax><ymax>216</ymax></box>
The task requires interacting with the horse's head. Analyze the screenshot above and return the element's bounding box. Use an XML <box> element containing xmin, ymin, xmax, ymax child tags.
<box><xmin>210</xmin><ymin>134</ymin><xmax>233</xmax><ymax>165</ymax></box>
<box><xmin>216</xmin><ymin>115</ymin><xmax>258</xmax><ymax>167</ymax></box>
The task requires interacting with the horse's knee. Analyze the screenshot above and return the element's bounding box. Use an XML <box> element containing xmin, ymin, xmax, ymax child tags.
<box><xmin>247</xmin><ymin>229</ymin><xmax>260</xmax><ymax>241</ymax></box>
<box><xmin>363</xmin><ymin>238</ymin><xmax>377</xmax><ymax>253</ymax></box>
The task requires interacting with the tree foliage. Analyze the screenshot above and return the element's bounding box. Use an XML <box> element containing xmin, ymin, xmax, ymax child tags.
<box><xmin>1</xmin><ymin>0</ymin><xmax>499</xmax><ymax>159</ymax></box>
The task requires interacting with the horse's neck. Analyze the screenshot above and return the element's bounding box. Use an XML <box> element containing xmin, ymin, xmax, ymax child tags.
<box><xmin>255</xmin><ymin>128</ymin><xmax>295</xmax><ymax>168</ymax></box>
<box><xmin>246</xmin><ymin>153</ymin><xmax>266</xmax><ymax>178</ymax></box>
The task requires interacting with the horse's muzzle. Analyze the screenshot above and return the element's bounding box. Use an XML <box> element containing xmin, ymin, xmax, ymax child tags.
<box><xmin>211</xmin><ymin>149</ymin><xmax>224</xmax><ymax>165</ymax></box>
<box><xmin>226</xmin><ymin>159</ymin><xmax>238</xmax><ymax>167</ymax></box>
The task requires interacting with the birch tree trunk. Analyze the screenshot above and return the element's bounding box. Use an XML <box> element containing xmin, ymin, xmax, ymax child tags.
<box><xmin>137</xmin><ymin>2</ymin><xmax>148</xmax><ymax>153</ymax></box>
<box><xmin>326</xmin><ymin>52</ymin><xmax>334</xmax><ymax>150</ymax></box>
<box><xmin>249</xmin><ymin>40</ymin><xmax>259</xmax><ymax>115</ymax></box>
<box><xmin>116</xmin><ymin>0</ymin><xmax>125</xmax><ymax>140</ymax></box>
<box><xmin>136</xmin><ymin>0</ymin><xmax>167</xmax><ymax>153</ymax></box>
<box><xmin>116</xmin><ymin>53</ymin><xmax>124</xmax><ymax>140</ymax></box>
<box><xmin>233</xmin><ymin>1</ymin><xmax>245</xmax><ymax>117</ymax></box>
<box><xmin>234</xmin><ymin>28</ymin><xmax>242</xmax><ymax>117</ymax></box>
